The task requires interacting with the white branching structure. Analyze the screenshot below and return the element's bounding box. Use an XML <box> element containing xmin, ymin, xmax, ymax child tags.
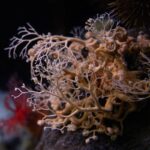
<box><xmin>6</xmin><ymin>14</ymin><xmax>150</xmax><ymax>143</ymax></box>
<box><xmin>5</xmin><ymin>23</ymin><xmax>47</xmax><ymax>59</ymax></box>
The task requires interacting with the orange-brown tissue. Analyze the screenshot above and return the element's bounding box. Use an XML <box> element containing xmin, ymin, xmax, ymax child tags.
<box><xmin>6</xmin><ymin>13</ymin><xmax>150</xmax><ymax>143</ymax></box>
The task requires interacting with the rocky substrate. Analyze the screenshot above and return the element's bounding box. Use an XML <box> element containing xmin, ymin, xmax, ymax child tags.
<box><xmin>36</xmin><ymin>101</ymin><xmax>150</xmax><ymax>150</ymax></box>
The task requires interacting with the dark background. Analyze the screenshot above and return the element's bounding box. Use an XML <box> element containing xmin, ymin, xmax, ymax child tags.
<box><xmin>0</xmin><ymin>0</ymin><xmax>110</xmax><ymax>90</ymax></box>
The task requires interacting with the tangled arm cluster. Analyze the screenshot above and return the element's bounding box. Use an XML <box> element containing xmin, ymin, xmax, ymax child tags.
<box><xmin>6</xmin><ymin>14</ymin><xmax>150</xmax><ymax>143</ymax></box>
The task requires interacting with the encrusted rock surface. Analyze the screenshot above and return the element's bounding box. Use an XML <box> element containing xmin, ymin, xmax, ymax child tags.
<box><xmin>36</xmin><ymin>101</ymin><xmax>150</xmax><ymax>150</ymax></box>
